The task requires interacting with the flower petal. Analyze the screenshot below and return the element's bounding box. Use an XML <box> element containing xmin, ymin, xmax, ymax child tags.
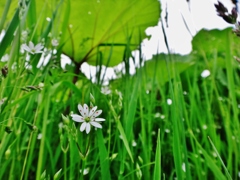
<box><xmin>90</xmin><ymin>121</ymin><xmax>102</xmax><ymax>128</ymax></box>
<box><xmin>86</xmin><ymin>123</ymin><xmax>91</xmax><ymax>134</ymax></box>
<box><xmin>78</xmin><ymin>104</ymin><xmax>85</xmax><ymax>117</ymax></box>
<box><xmin>35</xmin><ymin>49</ymin><xmax>43</xmax><ymax>54</ymax></box>
<box><xmin>92</xmin><ymin>110</ymin><xmax>102</xmax><ymax>118</ymax></box>
<box><xmin>83</xmin><ymin>104</ymin><xmax>89</xmax><ymax>116</ymax></box>
<box><xmin>71</xmin><ymin>114</ymin><xmax>84</xmax><ymax>122</ymax></box>
<box><xmin>89</xmin><ymin>106</ymin><xmax>97</xmax><ymax>117</ymax></box>
<box><xmin>22</xmin><ymin>44</ymin><xmax>31</xmax><ymax>52</ymax></box>
<box><xmin>51</xmin><ymin>39</ymin><xmax>59</xmax><ymax>46</ymax></box>
<box><xmin>35</xmin><ymin>43</ymin><xmax>43</xmax><ymax>51</ymax></box>
<box><xmin>29</xmin><ymin>41</ymin><xmax>34</xmax><ymax>49</ymax></box>
<box><xmin>95</xmin><ymin>118</ymin><xmax>105</xmax><ymax>122</ymax></box>
<box><xmin>80</xmin><ymin>122</ymin><xmax>86</xmax><ymax>132</ymax></box>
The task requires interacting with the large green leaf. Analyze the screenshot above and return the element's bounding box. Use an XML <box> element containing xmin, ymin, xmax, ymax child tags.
<box><xmin>2</xmin><ymin>0</ymin><xmax>160</xmax><ymax>67</ymax></box>
<box><xmin>63</xmin><ymin>0</ymin><xmax>160</xmax><ymax>66</ymax></box>
<box><xmin>139</xmin><ymin>53</ymin><xmax>194</xmax><ymax>87</ymax></box>
<box><xmin>191</xmin><ymin>28</ymin><xmax>240</xmax><ymax>67</ymax></box>
<box><xmin>133</xmin><ymin>28</ymin><xmax>240</xmax><ymax>88</ymax></box>
<box><xmin>108</xmin><ymin>53</ymin><xmax>194</xmax><ymax>90</ymax></box>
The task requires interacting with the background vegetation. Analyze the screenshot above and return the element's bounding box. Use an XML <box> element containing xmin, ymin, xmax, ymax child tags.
<box><xmin>0</xmin><ymin>0</ymin><xmax>239</xmax><ymax>179</ymax></box>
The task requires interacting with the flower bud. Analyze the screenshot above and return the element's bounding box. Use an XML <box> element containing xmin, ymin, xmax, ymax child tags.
<box><xmin>61</xmin><ymin>114</ymin><xmax>70</xmax><ymax>124</ymax></box>
<box><xmin>53</xmin><ymin>169</ymin><xmax>62</xmax><ymax>180</ymax></box>
<box><xmin>5</xmin><ymin>149</ymin><xmax>11</xmax><ymax>159</ymax></box>
<box><xmin>90</xmin><ymin>93</ymin><xmax>95</xmax><ymax>105</ymax></box>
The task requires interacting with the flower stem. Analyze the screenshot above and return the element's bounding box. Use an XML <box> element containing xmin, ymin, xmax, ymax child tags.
<box><xmin>80</xmin><ymin>158</ymin><xmax>86</xmax><ymax>180</ymax></box>
<box><xmin>75</xmin><ymin>141</ymin><xmax>85</xmax><ymax>160</ymax></box>
<box><xmin>63</xmin><ymin>151</ymin><xmax>67</xmax><ymax>180</ymax></box>
<box><xmin>84</xmin><ymin>133</ymin><xmax>91</xmax><ymax>157</ymax></box>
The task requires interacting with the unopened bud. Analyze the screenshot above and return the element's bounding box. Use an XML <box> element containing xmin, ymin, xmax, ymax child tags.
<box><xmin>61</xmin><ymin>114</ymin><xmax>70</xmax><ymax>124</ymax></box>
<box><xmin>60</xmin><ymin>134</ymin><xmax>69</xmax><ymax>153</ymax></box>
<box><xmin>90</xmin><ymin>93</ymin><xmax>95</xmax><ymax>104</ymax></box>
<box><xmin>5</xmin><ymin>149</ymin><xmax>11</xmax><ymax>159</ymax></box>
<box><xmin>53</xmin><ymin>169</ymin><xmax>62</xmax><ymax>180</ymax></box>
<box><xmin>24</xmin><ymin>121</ymin><xmax>38</xmax><ymax>132</ymax></box>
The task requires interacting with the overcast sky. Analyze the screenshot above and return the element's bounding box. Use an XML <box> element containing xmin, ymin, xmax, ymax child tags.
<box><xmin>142</xmin><ymin>0</ymin><xmax>233</xmax><ymax>57</ymax></box>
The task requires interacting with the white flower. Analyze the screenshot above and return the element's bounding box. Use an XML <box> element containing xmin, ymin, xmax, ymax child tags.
<box><xmin>101</xmin><ymin>86</ymin><xmax>111</xmax><ymax>95</ymax></box>
<box><xmin>1</xmin><ymin>54</ymin><xmax>9</xmax><ymax>62</ymax></box>
<box><xmin>21</xmin><ymin>41</ymin><xmax>44</xmax><ymax>54</ymax></box>
<box><xmin>51</xmin><ymin>39</ymin><xmax>59</xmax><ymax>47</ymax></box>
<box><xmin>71</xmin><ymin>104</ymin><xmax>105</xmax><ymax>134</ymax></box>
<box><xmin>201</xmin><ymin>69</ymin><xmax>210</xmax><ymax>78</ymax></box>
<box><xmin>21</xmin><ymin>30</ymin><xmax>28</xmax><ymax>41</ymax></box>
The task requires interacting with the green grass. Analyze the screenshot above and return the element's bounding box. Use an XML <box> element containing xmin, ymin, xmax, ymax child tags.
<box><xmin>0</xmin><ymin>1</ymin><xmax>240</xmax><ymax>180</ymax></box>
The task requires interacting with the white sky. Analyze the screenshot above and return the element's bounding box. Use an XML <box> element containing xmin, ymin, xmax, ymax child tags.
<box><xmin>78</xmin><ymin>0</ymin><xmax>235</xmax><ymax>82</ymax></box>
<box><xmin>143</xmin><ymin>0</ymin><xmax>234</xmax><ymax>56</ymax></box>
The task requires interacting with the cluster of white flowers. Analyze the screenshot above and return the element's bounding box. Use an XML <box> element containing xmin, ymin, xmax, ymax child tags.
<box><xmin>21</xmin><ymin>38</ymin><xmax>59</xmax><ymax>55</ymax></box>
<box><xmin>71</xmin><ymin>104</ymin><xmax>105</xmax><ymax>134</ymax></box>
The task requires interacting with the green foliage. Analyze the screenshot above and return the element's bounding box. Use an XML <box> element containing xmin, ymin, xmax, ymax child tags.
<box><xmin>153</xmin><ymin>129</ymin><xmax>161</xmax><ymax>180</ymax></box>
<box><xmin>62</xmin><ymin>0</ymin><xmax>160</xmax><ymax>66</ymax></box>
<box><xmin>138</xmin><ymin>53</ymin><xmax>194</xmax><ymax>87</ymax></box>
<box><xmin>0</xmin><ymin>0</ymin><xmax>161</xmax><ymax>67</ymax></box>
<box><xmin>0</xmin><ymin>0</ymin><xmax>240</xmax><ymax>180</ymax></box>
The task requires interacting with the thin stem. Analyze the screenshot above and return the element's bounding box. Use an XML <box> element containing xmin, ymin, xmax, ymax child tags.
<box><xmin>20</xmin><ymin>131</ymin><xmax>33</xmax><ymax>180</ymax></box>
<box><xmin>20</xmin><ymin>105</ymin><xmax>39</xmax><ymax>180</ymax></box>
<box><xmin>63</xmin><ymin>152</ymin><xmax>67</xmax><ymax>180</ymax></box>
<box><xmin>80</xmin><ymin>159</ymin><xmax>86</xmax><ymax>180</ymax></box>
<box><xmin>84</xmin><ymin>133</ymin><xmax>91</xmax><ymax>156</ymax></box>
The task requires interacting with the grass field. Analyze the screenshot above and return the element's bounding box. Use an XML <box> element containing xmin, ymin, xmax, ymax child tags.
<box><xmin>0</xmin><ymin>1</ymin><xmax>239</xmax><ymax>179</ymax></box>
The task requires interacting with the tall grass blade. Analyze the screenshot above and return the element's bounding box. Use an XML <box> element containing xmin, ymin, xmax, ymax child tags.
<box><xmin>208</xmin><ymin>136</ymin><xmax>232</xmax><ymax>180</ymax></box>
<box><xmin>0</xmin><ymin>8</ymin><xmax>19</xmax><ymax>58</ymax></box>
<box><xmin>97</xmin><ymin>130</ymin><xmax>111</xmax><ymax>180</ymax></box>
<box><xmin>153</xmin><ymin>129</ymin><xmax>161</xmax><ymax>180</ymax></box>
<box><xmin>116</xmin><ymin>120</ymin><xmax>134</xmax><ymax>163</ymax></box>
<box><xmin>191</xmin><ymin>133</ymin><xmax>227</xmax><ymax>180</ymax></box>
<box><xmin>0</xmin><ymin>0</ymin><xmax>12</xmax><ymax>31</ymax></box>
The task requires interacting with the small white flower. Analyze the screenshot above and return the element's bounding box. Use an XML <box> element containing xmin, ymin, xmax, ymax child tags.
<box><xmin>182</xmin><ymin>163</ymin><xmax>186</xmax><ymax>172</ymax></box>
<box><xmin>51</xmin><ymin>39</ymin><xmax>59</xmax><ymax>47</ymax></box>
<box><xmin>21</xmin><ymin>30</ymin><xmax>28</xmax><ymax>41</ymax></box>
<box><xmin>79</xmin><ymin>167</ymin><xmax>89</xmax><ymax>175</ymax></box>
<box><xmin>1</xmin><ymin>54</ymin><xmax>9</xmax><ymax>62</ymax></box>
<box><xmin>37</xmin><ymin>133</ymin><xmax>42</xmax><ymax>139</ymax></box>
<box><xmin>201</xmin><ymin>69</ymin><xmax>210</xmax><ymax>78</ymax></box>
<box><xmin>46</xmin><ymin>17</ymin><xmax>51</xmax><ymax>22</ymax></box>
<box><xmin>101</xmin><ymin>86</ymin><xmax>111</xmax><ymax>95</ymax></box>
<box><xmin>132</xmin><ymin>140</ymin><xmax>137</xmax><ymax>147</ymax></box>
<box><xmin>167</xmin><ymin>98</ymin><xmax>172</xmax><ymax>105</ymax></box>
<box><xmin>21</xmin><ymin>41</ymin><xmax>44</xmax><ymax>54</ymax></box>
<box><xmin>71</xmin><ymin>104</ymin><xmax>105</xmax><ymax>134</ymax></box>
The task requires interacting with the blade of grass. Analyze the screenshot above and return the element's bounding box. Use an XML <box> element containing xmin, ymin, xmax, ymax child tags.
<box><xmin>153</xmin><ymin>129</ymin><xmax>161</xmax><ymax>180</ymax></box>
<box><xmin>122</xmin><ymin>162</ymin><xmax>155</xmax><ymax>179</ymax></box>
<box><xmin>36</xmin><ymin>86</ymin><xmax>50</xmax><ymax>180</ymax></box>
<box><xmin>108</xmin><ymin>100</ymin><xmax>134</xmax><ymax>163</ymax></box>
<box><xmin>208</xmin><ymin>136</ymin><xmax>232</xmax><ymax>180</ymax></box>
<box><xmin>166</xmin><ymin>57</ymin><xmax>185</xmax><ymax>180</ymax></box>
<box><xmin>190</xmin><ymin>131</ymin><xmax>227</xmax><ymax>180</ymax></box>
<box><xmin>0</xmin><ymin>0</ymin><xmax>12</xmax><ymax>31</ymax></box>
<box><xmin>0</xmin><ymin>8</ymin><xmax>19</xmax><ymax>58</ymax></box>
<box><xmin>97</xmin><ymin>130</ymin><xmax>111</xmax><ymax>180</ymax></box>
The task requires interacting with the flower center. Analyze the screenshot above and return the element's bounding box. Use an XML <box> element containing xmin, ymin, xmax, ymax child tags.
<box><xmin>85</xmin><ymin>117</ymin><xmax>90</xmax><ymax>122</ymax></box>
